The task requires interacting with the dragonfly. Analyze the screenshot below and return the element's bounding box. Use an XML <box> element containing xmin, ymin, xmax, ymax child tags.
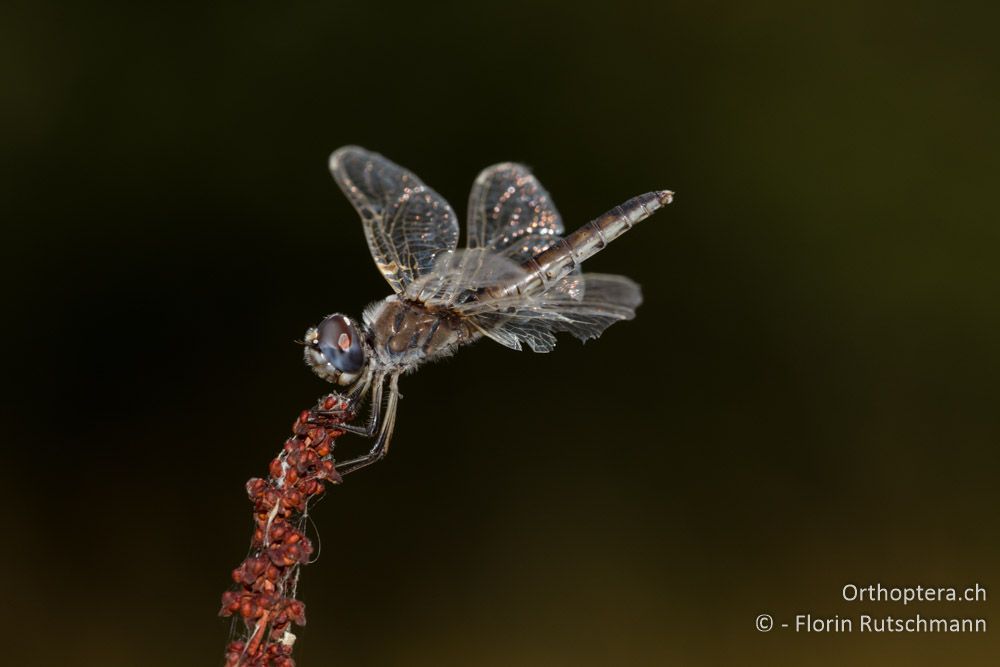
<box><xmin>303</xmin><ymin>146</ymin><xmax>673</xmax><ymax>475</ymax></box>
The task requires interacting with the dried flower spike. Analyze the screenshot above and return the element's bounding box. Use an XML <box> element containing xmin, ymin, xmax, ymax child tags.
<box><xmin>220</xmin><ymin>393</ymin><xmax>355</xmax><ymax>667</ymax></box>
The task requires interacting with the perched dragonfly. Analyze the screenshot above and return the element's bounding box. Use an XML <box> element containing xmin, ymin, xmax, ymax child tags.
<box><xmin>303</xmin><ymin>146</ymin><xmax>673</xmax><ymax>474</ymax></box>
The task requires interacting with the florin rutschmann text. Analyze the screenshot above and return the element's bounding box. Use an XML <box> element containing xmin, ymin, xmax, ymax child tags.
<box><xmin>755</xmin><ymin>583</ymin><xmax>988</xmax><ymax>634</ymax></box>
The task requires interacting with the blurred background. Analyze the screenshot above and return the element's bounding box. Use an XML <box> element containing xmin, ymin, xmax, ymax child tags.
<box><xmin>2</xmin><ymin>1</ymin><xmax>998</xmax><ymax>665</ymax></box>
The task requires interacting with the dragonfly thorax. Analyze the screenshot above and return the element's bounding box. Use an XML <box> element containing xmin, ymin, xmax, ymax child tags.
<box><xmin>363</xmin><ymin>296</ymin><xmax>479</xmax><ymax>372</ymax></box>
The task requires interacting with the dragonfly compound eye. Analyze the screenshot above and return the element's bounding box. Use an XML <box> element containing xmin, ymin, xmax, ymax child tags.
<box><xmin>316</xmin><ymin>314</ymin><xmax>365</xmax><ymax>374</ymax></box>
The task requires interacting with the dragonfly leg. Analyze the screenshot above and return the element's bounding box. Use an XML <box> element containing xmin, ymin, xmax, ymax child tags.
<box><xmin>334</xmin><ymin>373</ymin><xmax>400</xmax><ymax>476</ymax></box>
<box><xmin>317</xmin><ymin>373</ymin><xmax>383</xmax><ymax>437</ymax></box>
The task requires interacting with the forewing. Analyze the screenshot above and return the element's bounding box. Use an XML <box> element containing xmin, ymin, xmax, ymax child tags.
<box><xmin>464</xmin><ymin>273</ymin><xmax>643</xmax><ymax>352</ymax></box>
<box><xmin>330</xmin><ymin>146</ymin><xmax>459</xmax><ymax>294</ymax></box>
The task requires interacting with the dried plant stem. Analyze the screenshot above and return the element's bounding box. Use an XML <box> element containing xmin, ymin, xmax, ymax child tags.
<box><xmin>220</xmin><ymin>393</ymin><xmax>356</xmax><ymax>667</ymax></box>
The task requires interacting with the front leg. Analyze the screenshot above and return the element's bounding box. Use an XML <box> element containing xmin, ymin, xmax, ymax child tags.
<box><xmin>334</xmin><ymin>373</ymin><xmax>400</xmax><ymax>476</ymax></box>
<box><xmin>317</xmin><ymin>375</ymin><xmax>383</xmax><ymax>438</ymax></box>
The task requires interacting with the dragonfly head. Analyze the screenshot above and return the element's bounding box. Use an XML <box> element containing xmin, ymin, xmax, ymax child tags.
<box><xmin>303</xmin><ymin>314</ymin><xmax>368</xmax><ymax>386</ymax></box>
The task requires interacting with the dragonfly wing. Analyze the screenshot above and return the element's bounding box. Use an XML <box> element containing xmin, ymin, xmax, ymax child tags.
<box><xmin>464</xmin><ymin>273</ymin><xmax>643</xmax><ymax>352</ymax></box>
<box><xmin>403</xmin><ymin>248</ymin><xmax>524</xmax><ymax>306</ymax></box>
<box><xmin>467</xmin><ymin>162</ymin><xmax>564</xmax><ymax>258</ymax></box>
<box><xmin>330</xmin><ymin>146</ymin><xmax>460</xmax><ymax>294</ymax></box>
<box><xmin>467</xmin><ymin>162</ymin><xmax>583</xmax><ymax>300</ymax></box>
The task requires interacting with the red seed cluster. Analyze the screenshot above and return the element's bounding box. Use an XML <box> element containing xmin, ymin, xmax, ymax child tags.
<box><xmin>220</xmin><ymin>393</ymin><xmax>355</xmax><ymax>667</ymax></box>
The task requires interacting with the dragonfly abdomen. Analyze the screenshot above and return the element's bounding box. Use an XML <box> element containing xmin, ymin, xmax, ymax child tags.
<box><xmin>502</xmin><ymin>190</ymin><xmax>673</xmax><ymax>297</ymax></box>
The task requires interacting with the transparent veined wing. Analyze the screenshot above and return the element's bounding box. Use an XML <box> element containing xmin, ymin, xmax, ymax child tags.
<box><xmin>329</xmin><ymin>146</ymin><xmax>460</xmax><ymax>294</ymax></box>
<box><xmin>467</xmin><ymin>162</ymin><xmax>564</xmax><ymax>259</ymax></box>
<box><xmin>467</xmin><ymin>162</ymin><xmax>583</xmax><ymax>300</ymax></box>
<box><xmin>466</xmin><ymin>271</ymin><xmax>642</xmax><ymax>353</ymax></box>
<box><xmin>403</xmin><ymin>247</ymin><xmax>640</xmax><ymax>351</ymax></box>
<box><xmin>403</xmin><ymin>248</ymin><xmax>524</xmax><ymax>306</ymax></box>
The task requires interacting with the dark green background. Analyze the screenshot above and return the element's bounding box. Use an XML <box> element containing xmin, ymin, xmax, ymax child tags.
<box><xmin>2</xmin><ymin>1</ymin><xmax>997</xmax><ymax>665</ymax></box>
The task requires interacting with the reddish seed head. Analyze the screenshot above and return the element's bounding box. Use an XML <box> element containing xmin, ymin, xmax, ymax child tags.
<box><xmin>269</xmin><ymin>522</ymin><xmax>287</xmax><ymax>541</ymax></box>
<box><xmin>224</xmin><ymin>391</ymin><xmax>353</xmax><ymax>665</ymax></box>
<box><xmin>286</xmin><ymin>600</ymin><xmax>307</xmax><ymax>625</ymax></box>
<box><xmin>220</xmin><ymin>591</ymin><xmax>240</xmax><ymax>616</ymax></box>
<box><xmin>246</xmin><ymin>478</ymin><xmax>267</xmax><ymax>498</ymax></box>
<box><xmin>223</xmin><ymin>641</ymin><xmax>245</xmax><ymax>667</ymax></box>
